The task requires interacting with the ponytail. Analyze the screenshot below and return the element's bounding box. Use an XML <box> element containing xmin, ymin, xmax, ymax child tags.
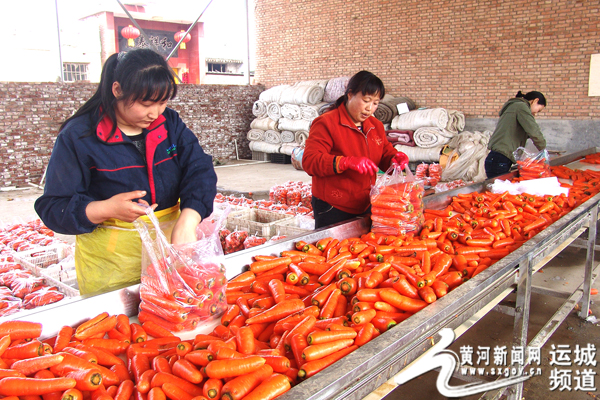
<box><xmin>515</xmin><ymin>90</ymin><xmax>547</xmax><ymax>107</ymax></box>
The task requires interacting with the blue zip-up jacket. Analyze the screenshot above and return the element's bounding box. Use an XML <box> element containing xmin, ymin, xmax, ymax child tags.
<box><xmin>35</xmin><ymin>107</ymin><xmax>217</xmax><ymax>235</ymax></box>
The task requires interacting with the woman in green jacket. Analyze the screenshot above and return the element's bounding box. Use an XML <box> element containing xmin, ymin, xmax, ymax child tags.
<box><xmin>485</xmin><ymin>91</ymin><xmax>547</xmax><ymax>179</ymax></box>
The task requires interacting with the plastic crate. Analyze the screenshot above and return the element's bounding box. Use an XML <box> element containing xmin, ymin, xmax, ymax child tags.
<box><xmin>252</xmin><ymin>151</ymin><xmax>271</xmax><ymax>161</ymax></box>
<box><xmin>226</xmin><ymin>208</ymin><xmax>292</xmax><ymax>238</ymax></box>
<box><xmin>41</xmin><ymin>272</ymin><xmax>80</xmax><ymax>297</ymax></box>
<box><xmin>14</xmin><ymin>244</ymin><xmax>73</xmax><ymax>276</ymax></box>
<box><xmin>272</xmin><ymin>216</ymin><xmax>315</xmax><ymax>238</ymax></box>
<box><xmin>271</xmin><ymin>154</ymin><xmax>292</xmax><ymax>164</ymax></box>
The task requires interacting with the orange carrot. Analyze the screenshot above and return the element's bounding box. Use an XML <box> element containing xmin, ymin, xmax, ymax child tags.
<box><xmin>220</xmin><ymin>364</ymin><xmax>273</xmax><ymax>400</ymax></box>
<box><xmin>11</xmin><ymin>354</ymin><xmax>65</xmax><ymax>376</ymax></box>
<box><xmin>141</xmin><ymin>321</ymin><xmax>175</xmax><ymax>339</ymax></box>
<box><xmin>307</xmin><ymin>329</ymin><xmax>357</xmax><ymax>345</ymax></box>
<box><xmin>241</xmin><ymin>373</ymin><xmax>291</xmax><ymax>400</ymax></box>
<box><xmin>302</xmin><ymin>338</ymin><xmax>354</xmax><ymax>361</ymax></box>
<box><xmin>204</xmin><ymin>356</ymin><xmax>266</xmax><ymax>379</ymax></box>
<box><xmin>244</xmin><ymin>299</ymin><xmax>305</xmax><ymax>324</ymax></box>
<box><xmin>379</xmin><ymin>289</ymin><xmax>428</xmax><ymax>313</ymax></box>
<box><xmin>65</xmin><ymin>368</ymin><xmax>103</xmax><ymax>392</ymax></box>
<box><xmin>0</xmin><ymin>377</ymin><xmax>76</xmax><ymax>396</ymax></box>
<box><xmin>114</xmin><ymin>380</ymin><xmax>134</xmax><ymax>400</ymax></box>
<box><xmin>298</xmin><ymin>345</ymin><xmax>358</xmax><ymax>379</ymax></box>
<box><xmin>150</xmin><ymin>372</ymin><xmax>204</xmax><ymax>397</ymax></box>
<box><xmin>172</xmin><ymin>359</ymin><xmax>203</xmax><ymax>384</ymax></box>
<box><xmin>130</xmin><ymin>323</ymin><xmax>147</xmax><ymax>343</ymax></box>
<box><xmin>0</xmin><ymin>321</ymin><xmax>43</xmax><ymax>341</ymax></box>
<box><xmin>52</xmin><ymin>326</ymin><xmax>73</xmax><ymax>353</ymax></box>
<box><xmin>202</xmin><ymin>378</ymin><xmax>223</xmax><ymax>399</ymax></box>
<box><xmin>61</xmin><ymin>388</ymin><xmax>84</xmax><ymax>400</ymax></box>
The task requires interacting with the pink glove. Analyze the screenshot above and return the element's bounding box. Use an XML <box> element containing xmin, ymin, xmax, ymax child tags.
<box><xmin>338</xmin><ymin>156</ymin><xmax>379</xmax><ymax>175</ymax></box>
<box><xmin>392</xmin><ymin>152</ymin><xmax>409</xmax><ymax>169</ymax></box>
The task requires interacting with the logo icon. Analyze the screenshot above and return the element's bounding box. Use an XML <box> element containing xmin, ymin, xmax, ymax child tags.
<box><xmin>166</xmin><ymin>144</ymin><xmax>176</xmax><ymax>155</ymax></box>
<box><xmin>395</xmin><ymin>328</ymin><xmax>530</xmax><ymax>396</ymax></box>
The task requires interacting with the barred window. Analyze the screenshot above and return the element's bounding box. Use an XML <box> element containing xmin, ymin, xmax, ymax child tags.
<box><xmin>208</xmin><ymin>63</ymin><xmax>227</xmax><ymax>73</ymax></box>
<box><xmin>63</xmin><ymin>63</ymin><xmax>89</xmax><ymax>82</ymax></box>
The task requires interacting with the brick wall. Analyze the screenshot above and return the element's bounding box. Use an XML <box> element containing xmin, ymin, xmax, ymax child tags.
<box><xmin>255</xmin><ymin>0</ymin><xmax>600</xmax><ymax>119</ymax></box>
<box><xmin>0</xmin><ymin>82</ymin><xmax>263</xmax><ymax>187</ymax></box>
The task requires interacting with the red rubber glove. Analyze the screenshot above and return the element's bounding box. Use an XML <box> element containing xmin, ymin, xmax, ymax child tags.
<box><xmin>338</xmin><ymin>156</ymin><xmax>379</xmax><ymax>175</ymax></box>
<box><xmin>392</xmin><ymin>152</ymin><xmax>409</xmax><ymax>169</ymax></box>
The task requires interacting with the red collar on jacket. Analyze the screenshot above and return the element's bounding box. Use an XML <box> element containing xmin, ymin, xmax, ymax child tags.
<box><xmin>96</xmin><ymin>113</ymin><xmax>168</xmax><ymax>204</ymax></box>
<box><xmin>96</xmin><ymin>114</ymin><xmax>167</xmax><ymax>143</ymax></box>
<box><xmin>337</xmin><ymin>103</ymin><xmax>376</xmax><ymax>136</ymax></box>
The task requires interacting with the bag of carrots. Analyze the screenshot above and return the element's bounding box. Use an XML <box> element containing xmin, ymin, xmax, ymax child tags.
<box><xmin>370</xmin><ymin>164</ymin><xmax>425</xmax><ymax>236</ymax></box>
<box><xmin>513</xmin><ymin>147</ymin><xmax>552</xmax><ymax>180</ymax></box>
<box><xmin>134</xmin><ymin>208</ymin><xmax>228</xmax><ymax>333</ymax></box>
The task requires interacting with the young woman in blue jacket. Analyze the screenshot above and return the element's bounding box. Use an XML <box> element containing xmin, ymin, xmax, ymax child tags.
<box><xmin>35</xmin><ymin>49</ymin><xmax>217</xmax><ymax>295</ymax></box>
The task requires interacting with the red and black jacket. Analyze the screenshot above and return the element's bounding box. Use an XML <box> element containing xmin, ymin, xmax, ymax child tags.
<box><xmin>35</xmin><ymin>107</ymin><xmax>217</xmax><ymax>235</ymax></box>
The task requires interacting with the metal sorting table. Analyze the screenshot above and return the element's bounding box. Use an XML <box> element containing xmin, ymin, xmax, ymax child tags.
<box><xmin>3</xmin><ymin>148</ymin><xmax>599</xmax><ymax>400</ymax></box>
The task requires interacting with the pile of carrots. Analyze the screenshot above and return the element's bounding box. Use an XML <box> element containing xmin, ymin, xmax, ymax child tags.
<box><xmin>515</xmin><ymin>156</ymin><xmax>552</xmax><ymax>180</ymax></box>
<box><xmin>1</xmin><ymin>160</ymin><xmax>600</xmax><ymax>399</ymax></box>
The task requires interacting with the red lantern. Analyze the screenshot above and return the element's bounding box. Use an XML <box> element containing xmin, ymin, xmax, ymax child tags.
<box><xmin>121</xmin><ymin>25</ymin><xmax>140</xmax><ymax>47</ymax></box>
<box><xmin>174</xmin><ymin>30</ymin><xmax>191</xmax><ymax>50</ymax></box>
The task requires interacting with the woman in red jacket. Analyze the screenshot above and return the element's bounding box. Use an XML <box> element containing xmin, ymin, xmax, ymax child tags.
<box><xmin>303</xmin><ymin>71</ymin><xmax>408</xmax><ymax>228</ymax></box>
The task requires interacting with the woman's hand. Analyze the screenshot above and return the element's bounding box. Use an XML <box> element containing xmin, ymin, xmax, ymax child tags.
<box><xmin>392</xmin><ymin>152</ymin><xmax>409</xmax><ymax>169</ymax></box>
<box><xmin>171</xmin><ymin>208</ymin><xmax>202</xmax><ymax>245</ymax></box>
<box><xmin>86</xmin><ymin>190</ymin><xmax>157</xmax><ymax>224</ymax></box>
<box><xmin>338</xmin><ymin>156</ymin><xmax>379</xmax><ymax>175</ymax></box>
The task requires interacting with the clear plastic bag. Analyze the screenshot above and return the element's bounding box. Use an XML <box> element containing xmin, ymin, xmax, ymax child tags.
<box><xmin>134</xmin><ymin>209</ymin><xmax>228</xmax><ymax>333</ymax></box>
<box><xmin>370</xmin><ymin>164</ymin><xmax>425</xmax><ymax>236</ymax></box>
<box><xmin>513</xmin><ymin>147</ymin><xmax>552</xmax><ymax>180</ymax></box>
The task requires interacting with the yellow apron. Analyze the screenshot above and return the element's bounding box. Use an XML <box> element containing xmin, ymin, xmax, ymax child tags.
<box><xmin>75</xmin><ymin>205</ymin><xmax>180</xmax><ymax>295</ymax></box>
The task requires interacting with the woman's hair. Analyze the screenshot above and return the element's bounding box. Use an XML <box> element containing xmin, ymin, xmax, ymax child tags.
<box><xmin>334</xmin><ymin>71</ymin><xmax>385</xmax><ymax>109</ymax></box>
<box><xmin>516</xmin><ymin>90</ymin><xmax>547</xmax><ymax>107</ymax></box>
<box><xmin>61</xmin><ymin>48</ymin><xmax>178</xmax><ymax>137</ymax></box>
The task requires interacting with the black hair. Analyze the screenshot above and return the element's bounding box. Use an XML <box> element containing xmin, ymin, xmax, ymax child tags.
<box><xmin>516</xmin><ymin>90</ymin><xmax>547</xmax><ymax>107</ymax></box>
<box><xmin>60</xmin><ymin>48</ymin><xmax>178</xmax><ymax>138</ymax></box>
<box><xmin>334</xmin><ymin>71</ymin><xmax>385</xmax><ymax>109</ymax></box>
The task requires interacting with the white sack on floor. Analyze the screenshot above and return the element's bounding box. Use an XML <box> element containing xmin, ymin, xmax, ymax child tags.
<box><xmin>323</xmin><ymin>77</ymin><xmax>350</xmax><ymax>103</ymax></box>
<box><xmin>249</xmin><ymin>141</ymin><xmax>281</xmax><ymax>154</ymax></box>
<box><xmin>280</xmin><ymin>143</ymin><xmax>300</xmax><ymax>155</ymax></box>
<box><xmin>280</xmin><ymin>130</ymin><xmax>296</xmax><ymax>143</ymax></box>
<box><xmin>441</xmin><ymin>130</ymin><xmax>492</xmax><ymax>183</ymax></box>
<box><xmin>295</xmin><ymin>130</ymin><xmax>309</xmax><ymax>146</ymax></box>
<box><xmin>252</xmin><ymin>100</ymin><xmax>268</xmax><ymax>118</ymax></box>
<box><xmin>263</xmin><ymin>129</ymin><xmax>282</xmax><ymax>144</ymax></box>
<box><xmin>278</xmin><ymin>118</ymin><xmax>311</xmax><ymax>132</ymax></box>
<box><xmin>300</xmin><ymin>102</ymin><xmax>328</xmax><ymax>121</ymax></box>
<box><xmin>391</xmin><ymin>108</ymin><xmax>449</xmax><ymax>130</ymax></box>
<box><xmin>250</xmin><ymin>117</ymin><xmax>278</xmax><ymax>131</ymax></box>
<box><xmin>247</xmin><ymin>129</ymin><xmax>265</xmax><ymax>141</ymax></box>
<box><xmin>318</xmin><ymin>103</ymin><xmax>333</xmax><ymax>115</ymax></box>
<box><xmin>279</xmin><ymin>85</ymin><xmax>325</xmax><ymax>105</ymax></box>
<box><xmin>489</xmin><ymin>177</ymin><xmax>569</xmax><ymax>197</ymax></box>
<box><xmin>413</xmin><ymin>127</ymin><xmax>452</xmax><ymax>148</ymax></box>
<box><xmin>267</xmin><ymin>102</ymin><xmax>282</xmax><ymax>121</ymax></box>
<box><xmin>281</xmin><ymin>103</ymin><xmax>302</xmax><ymax>120</ymax></box>
<box><xmin>394</xmin><ymin>144</ymin><xmax>443</xmax><ymax>163</ymax></box>
<box><xmin>295</xmin><ymin>80</ymin><xmax>328</xmax><ymax>89</ymax></box>
<box><xmin>446</xmin><ymin>110</ymin><xmax>465</xmax><ymax>134</ymax></box>
<box><xmin>259</xmin><ymin>85</ymin><xmax>291</xmax><ymax>103</ymax></box>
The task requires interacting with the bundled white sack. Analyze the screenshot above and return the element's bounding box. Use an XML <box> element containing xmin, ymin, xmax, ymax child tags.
<box><xmin>489</xmin><ymin>177</ymin><xmax>569</xmax><ymax>197</ymax></box>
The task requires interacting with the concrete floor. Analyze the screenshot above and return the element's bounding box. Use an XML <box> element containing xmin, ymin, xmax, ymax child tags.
<box><xmin>1</xmin><ymin>161</ymin><xmax>598</xmax><ymax>399</ymax></box>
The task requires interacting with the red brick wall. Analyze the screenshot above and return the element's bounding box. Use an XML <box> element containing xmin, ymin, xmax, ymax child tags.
<box><xmin>0</xmin><ymin>83</ymin><xmax>263</xmax><ymax>187</ymax></box>
<box><xmin>255</xmin><ymin>0</ymin><xmax>600</xmax><ymax>119</ymax></box>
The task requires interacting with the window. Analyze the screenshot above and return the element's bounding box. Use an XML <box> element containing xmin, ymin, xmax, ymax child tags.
<box><xmin>208</xmin><ymin>63</ymin><xmax>227</xmax><ymax>73</ymax></box>
<box><xmin>63</xmin><ymin>63</ymin><xmax>89</xmax><ymax>82</ymax></box>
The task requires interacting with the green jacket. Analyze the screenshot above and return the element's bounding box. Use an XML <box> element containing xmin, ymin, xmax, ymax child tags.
<box><xmin>487</xmin><ymin>98</ymin><xmax>546</xmax><ymax>163</ymax></box>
